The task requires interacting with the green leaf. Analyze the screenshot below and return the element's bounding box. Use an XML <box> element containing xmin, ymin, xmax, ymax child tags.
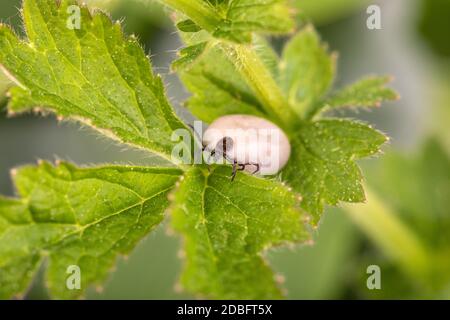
<box><xmin>172</xmin><ymin>41</ymin><xmax>209</xmax><ymax>71</ymax></box>
<box><xmin>163</xmin><ymin>0</ymin><xmax>294</xmax><ymax>44</ymax></box>
<box><xmin>176</xmin><ymin>19</ymin><xmax>202</xmax><ymax>32</ymax></box>
<box><xmin>171</xmin><ymin>166</ymin><xmax>311</xmax><ymax>299</ymax></box>
<box><xmin>0</xmin><ymin>0</ymin><xmax>187</xmax><ymax>161</ymax></box>
<box><xmin>315</xmin><ymin>76</ymin><xmax>399</xmax><ymax>116</ymax></box>
<box><xmin>0</xmin><ymin>161</ymin><xmax>182</xmax><ymax>299</ymax></box>
<box><xmin>280</xmin><ymin>25</ymin><xmax>336</xmax><ymax>117</ymax></box>
<box><xmin>178</xmin><ymin>36</ymin><xmax>277</xmax><ymax>122</ymax></box>
<box><xmin>282</xmin><ymin>119</ymin><xmax>387</xmax><ymax>223</ymax></box>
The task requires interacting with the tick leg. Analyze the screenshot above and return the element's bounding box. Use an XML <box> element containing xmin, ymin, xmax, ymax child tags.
<box><xmin>232</xmin><ymin>163</ymin><xmax>259</xmax><ymax>179</ymax></box>
<box><xmin>251</xmin><ymin>163</ymin><xmax>260</xmax><ymax>175</ymax></box>
<box><xmin>204</xmin><ymin>149</ymin><xmax>215</xmax><ymax>164</ymax></box>
<box><xmin>209</xmin><ymin>150</ymin><xmax>216</xmax><ymax>163</ymax></box>
<box><xmin>202</xmin><ymin>146</ymin><xmax>215</xmax><ymax>172</ymax></box>
<box><xmin>240</xmin><ymin>163</ymin><xmax>260</xmax><ymax>175</ymax></box>
<box><xmin>231</xmin><ymin>160</ymin><xmax>238</xmax><ymax>181</ymax></box>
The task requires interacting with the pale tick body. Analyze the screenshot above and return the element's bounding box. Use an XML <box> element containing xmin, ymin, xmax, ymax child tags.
<box><xmin>202</xmin><ymin>115</ymin><xmax>291</xmax><ymax>180</ymax></box>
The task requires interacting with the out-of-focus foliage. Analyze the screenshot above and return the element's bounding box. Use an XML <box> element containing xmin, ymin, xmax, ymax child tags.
<box><xmin>430</xmin><ymin>75</ymin><xmax>450</xmax><ymax>151</ymax></box>
<box><xmin>107</xmin><ymin>0</ymin><xmax>170</xmax><ymax>42</ymax></box>
<box><xmin>294</xmin><ymin>0</ymin><xmax>369</xmax><ymax>25</ymax></box>
<box><xmin>270</xmin><ymin>208</ymin><xmax>359</xmax><ymax>299</ymax></box>
<box><xmin>362</xmin><ymin>139</ymin><xmax>450</xmax><ymax>298</ymax></box>
<box><xmin>417</xmin><ymin>0</ymin><xmax>450</xmax><ymax>58</ymax></box>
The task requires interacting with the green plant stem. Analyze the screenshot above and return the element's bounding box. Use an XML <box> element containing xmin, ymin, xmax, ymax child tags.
<box><xmin>225</xmin><ymin>44</ymin><xmax>298</xmax><ymax>130</ymax></box>
<box><xmin>161</xmin><ymin>0</ymin><xmax>298</xmax><ymax>130</ymax></box>
<box><xmin>342</xmin><ymin>186</ymin><xmax>431</xmax><ymax>282</ymax></box>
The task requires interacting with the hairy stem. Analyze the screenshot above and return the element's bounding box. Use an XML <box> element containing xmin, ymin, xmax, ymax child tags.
<box><xmin>343</xmin><ymin>187</ymin><xmax>431</xmax><ymax>282</ymax></box>
<box><xmin>225</xmin><ymin>44</ymin><xmax>298</xmax><ymax>129</ymax></box>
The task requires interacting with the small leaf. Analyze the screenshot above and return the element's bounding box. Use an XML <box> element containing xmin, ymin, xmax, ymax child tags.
<box><xmin>171</xmin><ymin>166</ymin><xmax>311</xmax><ymax>299</ymax></box>
<box><xmin>0</xmin><ymin>0</ymin><xmax>187</xmax><ymax>161</ymax></box>
<box><xmin>315</xmin><ymin>76</ymin><xmax>399</xmax><ymax>116</ymax></box>
<box><xmin>279</xmin><ymin>25</ymin><xmax>336</xmax><ymax>117</ymax></box>
<box><xmin>282</xmin><ymin>119</ymin><xmax>387</xmax><ymax>223</ymax></box>
<box><xmin>0</xmin><ymin>161</ymin><xmax>182</xmax><ymax>299</ymax></box>
<box><xmin>172</xmin><ymin>41</ymin><xmax>208</xmax><ymax>71</ymax></box>
<box><xmin>176</xmin><ymin>19</ymin><xmax>202</xmax><ymax>32</ymax></box>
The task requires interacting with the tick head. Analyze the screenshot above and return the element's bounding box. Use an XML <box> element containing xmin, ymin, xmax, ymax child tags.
<box><xmin>215</xmin><ymin>136</ymin><xmax>234</xmax><ymax>158</ymax></box>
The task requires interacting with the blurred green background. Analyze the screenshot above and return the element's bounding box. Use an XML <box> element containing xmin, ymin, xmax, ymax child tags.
<box><xmin>1</xmin><ymin>0</ymin><xmax>449</xmax><ymax>299</ymax></box>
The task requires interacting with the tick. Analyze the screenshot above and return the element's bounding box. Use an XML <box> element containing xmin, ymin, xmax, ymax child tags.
<box><xmin>201</xmin><ymin>115</ymin><xmax>291</xmax><ymax>181</ymax></box>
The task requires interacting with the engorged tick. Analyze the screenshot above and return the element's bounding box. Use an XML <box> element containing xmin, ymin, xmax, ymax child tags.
<box><xmin>201</xmin><ymin>114</ymin><xmax>291</xmax><ymax>181</ymax></box>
